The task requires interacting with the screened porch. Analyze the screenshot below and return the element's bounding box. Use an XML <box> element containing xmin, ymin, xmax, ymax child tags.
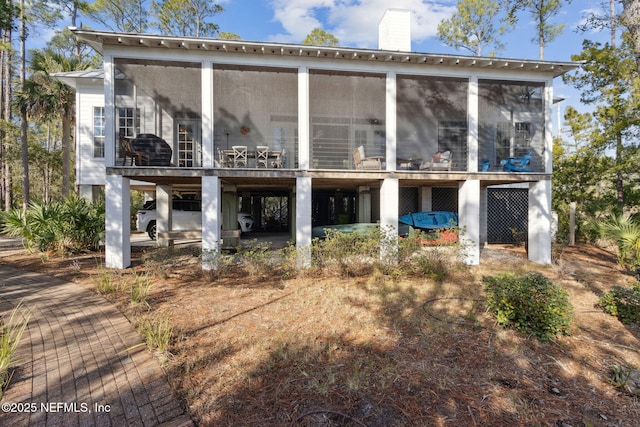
<box><xmin>478</xmin><ymin>80</ymin><xmax>546</xmax><ymax>173</ymax></box>
<box><xmin>396</xmin><ymin>76</ymin><xmax>468</xmax><ymax>171</ymax></box>
<box><xmin>110</xmin><ymin>58</ymin><xmax>547</xmax><ymax>174</ymax></box>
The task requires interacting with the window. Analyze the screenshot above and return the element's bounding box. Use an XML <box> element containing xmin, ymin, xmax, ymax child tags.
<box><xmin>93</xmin><ymin>107</ymin><xmax>105</xmax><ymax>158</ymax></box>
<box><xmin>118</xmin><ymin>107</ymin><xmax>139</xmax><ymax>138</ymax></box>
<box><xmin>514</xmin><ymin>122</ymin><xmax>531</xmax><ymax>148</ymax></box>
<box><xmin>496</xmin><ymin>121</ymin><xmax>531</xmax><ymax>163</ymax></box>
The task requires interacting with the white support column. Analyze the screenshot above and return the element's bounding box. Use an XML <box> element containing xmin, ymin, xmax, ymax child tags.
<box><xmin>544</xmin><ymin>78</ymin><xmax>554</xmax><ymax>173</ymax></box>
<box><xmin>105</xmin><ymin>175</ymin><xmax>130</xmax><ymax>269</ymax></box>
<box><xmin>357</xmin><ymin>186</ymin><xmax>371</xmax><ymax>223</ymax></box>
<box><xmin>104</xmin><ymin>55</ymin><xmax>116</xmax><ymax>167</ymax></box>
<box><xmin>459</xmin><ymin>179</ymin><xmax>480</xmax><ymax>265</ymax></box>
<box><xmin>386</xmin><ymin>72</ymin><xmax>397</xmax><ymax>171</ymax></box>
<box><xmin>298</xmin><ymin>67</ymin><xmax>310</xmax><ymax>170</ymax></box>
<box><xmin>528</xmin><ymin>180</ymin><xmax>552</xmax><ymax>264</ymax></box>
<box><xmin>202</xmin><ymin>176</ymin><xmax>221</xmax><ymax>270</ymax></box>
<box><xmin>202</xmin><ymin>62</ymin><xmax>215</xmax><ymax>168</ymax></box>
<box><xmin>468</xmin><ymin>76</ymin><xmax>479</xmax><ymax>172</ymax></box>
<box><xmin>380</xmin><ymin>178</ymin><xmax>399</xmax><ymax>262</ymax></box>
<box><xmin>156</xmin><ymin>185</ymin><xmax>173</xmax><ymax>247</ymax></box>
<box><xmin>296</xmin><ymin>176</ymin><xmax>312</xmax><ymax>268</ymax></box>
<box><xmin>419</xmin><ymin>187</ymin><xmax>432</xmax><ymax>212</ymax></box>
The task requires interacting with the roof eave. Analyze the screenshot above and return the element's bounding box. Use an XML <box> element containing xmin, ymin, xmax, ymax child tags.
<box><xmin>71</xmin><ymin>28</ymin><xmax>580</xmax><ymax>78</ymax></box>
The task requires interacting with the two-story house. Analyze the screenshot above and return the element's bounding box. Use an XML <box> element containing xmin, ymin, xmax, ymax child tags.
<box><xmin>56</xmin><ymin>10</ymin><xmax>578</xmax><ymax>270</ymax></box>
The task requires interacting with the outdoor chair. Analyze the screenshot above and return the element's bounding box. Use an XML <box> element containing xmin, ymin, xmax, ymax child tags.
<box><xmin>419</xmin><ymin>151</ymin><xmax>452</xmax><ymax>171</ymax></box>
<box><xmin>353</xmin><ymin>145</ymin><xmax>383</xmax><ymax>170</ymax></box>
<box><xmin>217</xmin><ymin>148</ymin><xmax>231</xmax><ymax>167</ymax></box>
<box><xmin>232</xmin><ymin>145</ymin><xmax>248</xmax><ymax>168</ymax></box>
<box><xmin>120</xmin><ymin>136</ymin><xmax>149</xmax><ymax>166</ymax></box>
<box><xmin>256</xmin><ymin>146</ymin><xmax>269</xmax><ymax>168</ymax></box>
<box><xmin>272</xmin><ymin>148</ymin><xmax>285</xmax><ymax>168</ymax></box>
<box><xmin>501</xmin><ymin>151</ymin><xmax>533</xmax><ymax>172</ymax></box>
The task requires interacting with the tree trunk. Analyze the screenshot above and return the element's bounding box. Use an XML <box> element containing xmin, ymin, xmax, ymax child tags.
<box><xmin>616</xmin><ymin>131</ymin><xmax>624</xmax><ymax>207</ymax></box>
<box><xmin>621</xmin><ymin>0</ymin><xmax>640</xmax><ymax>70</ymax></box>
<box><xmin>62</xmin><ymin>110</ymin><xmax>71</xmax><ymax>197</ymax></box>
<box><xmin>19</xmin><ymin>0</ymin><xmax>29</xmax><ymax>208</ymax></box>
<box><xmin>1</xmin><ymin>7</ymin><xmax>11</xmax><ymax>210</ymax></box>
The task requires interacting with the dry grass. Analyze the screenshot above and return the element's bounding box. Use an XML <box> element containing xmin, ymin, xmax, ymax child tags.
<box><xmin>1</xmin><ymin>242</ymin><xmax>640</xmax><ymax>426</ymax></box>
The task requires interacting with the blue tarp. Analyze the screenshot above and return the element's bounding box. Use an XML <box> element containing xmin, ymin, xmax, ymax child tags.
<box><xmin>398</xmin><ymin>211</ymin><xmax>458</xmax><ymax>230</ymax></box>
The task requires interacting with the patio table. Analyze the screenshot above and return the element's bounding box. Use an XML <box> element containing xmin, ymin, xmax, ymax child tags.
<box><xmin>222</xmin><ymin>149</ymin><xmax>282</xmax><ymax>168</ymax></box>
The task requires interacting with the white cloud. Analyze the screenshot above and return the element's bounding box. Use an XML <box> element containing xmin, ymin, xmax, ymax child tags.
<box><xmin>268</xmin><ymin>0</ymin><xmax>456</xmax><ymax>48</ymax></box>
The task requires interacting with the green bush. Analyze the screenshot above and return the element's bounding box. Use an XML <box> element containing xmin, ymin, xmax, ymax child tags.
<box><xmin>0</xmin><ymin>196</ymin><xmax>105</xmax><ymax>254</ymax></box>
<box><xmin>598</xmin><ymin>285</ymin><xmax>640</xmax><ymax>325</ymax></box>
<box><xmin>483</xmin><ymin>272</ymin><xmax>572</xmax><ymax>341</ymax></box>
<box><xmin>312</xmin><ymin>228</ymin><xmax>382</xmax><ymax>277</ymax></box>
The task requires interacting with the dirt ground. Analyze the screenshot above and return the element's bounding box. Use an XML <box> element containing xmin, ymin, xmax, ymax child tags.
<box><xmin>1</xmin><ymin>241</ymin><xmax>639</xmax><ymax>427</ymax></box>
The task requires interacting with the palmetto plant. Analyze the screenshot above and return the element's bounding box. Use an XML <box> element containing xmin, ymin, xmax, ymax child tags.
<box><xmin>0</xmin><ymin>196</ymin><xmax>105</xmax><ymax>254</ymax></box>
<box><xmin>598</xmin><ymin>212</ymin><xmax>640</xmax><ymax>267</ymax></box>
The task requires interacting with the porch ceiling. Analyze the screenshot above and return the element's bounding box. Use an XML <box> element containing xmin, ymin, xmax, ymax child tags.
<box><xmin>73</xmin><ymin>29</ymin><xmax>580</xmax><ymax>78</ymax></box>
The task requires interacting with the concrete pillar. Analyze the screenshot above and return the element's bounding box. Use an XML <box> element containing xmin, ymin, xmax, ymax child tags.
<box><xmin>222</xmin><ymin>184</ymin><xmax>238</xmax><ymax>247</ymax></box>
<box><xmin>296</xmin><ymin>176</ymin><xmax>312</xmax><ymax>268</ymax></box>
<box><xmin>528</xmin><ymin>180</ymin><xmax>552</xmax><ymax>264</ymax></box>
<box><xmin>105</xmin><ymin>175</ymin><xmax>130</xmax><ymax>269</ymax></box>
<box><xmin>202</xmin><ymin>176</ymin><xmax>221</xmax><ymax>270</ymax></box>
<box><xmin>357</xmin><ymin>186</ymin><xmax>372</xmax><ymax>223</ymax></box>
<box><xmin>380</xmin><ymin>178</ymin><xmax>399</xmax><ymax>262</ymax></box>
<box><xmin>156</xmin><ymin>185</ymin><xmax>173</xmax><ymax>247</ymax></box>
<box><xmin>419</xmin><ymin>187</ymin><xmax>432</xmax><ymax>212</ymax></box>
<box><xmin>459</xmin><ymin>179</ymin><xmax>480</xmax><ymax>265</ymax></box>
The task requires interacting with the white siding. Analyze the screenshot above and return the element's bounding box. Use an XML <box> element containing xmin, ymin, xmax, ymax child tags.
<box><xmin>76</xmin><ymin>81</ymin><xmax>107</xmax><ymax>185</ymax></box>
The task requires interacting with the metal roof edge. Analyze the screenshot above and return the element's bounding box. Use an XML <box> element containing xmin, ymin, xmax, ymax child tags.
<box><xmin>70</xmin><ymin>27</ymin><xmax>580</xmax><ymax>78</ymax></box>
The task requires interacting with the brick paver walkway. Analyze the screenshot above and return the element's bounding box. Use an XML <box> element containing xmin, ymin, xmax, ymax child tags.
<box><xmin>0</xmin><ymin>265</ymin><xmax>193</xmax><ymax>427</ymax></box>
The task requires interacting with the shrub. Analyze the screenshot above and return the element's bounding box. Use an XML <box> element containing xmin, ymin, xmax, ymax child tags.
<box><xmin>483</xmin><ymin>272</ymin><xmax>572</xmax><ymax>341</ymax></box>
<box><xmin>0</xmin><ymin>196</ymin><xmax>105</xmax><ymax>255</ymax></box>
<box><xmin>237</xmin><ymin>239</ymin><xmax>278</xmax><ymax>278</ymax></box>
<box><xmin>598</xmin><ymin>285</ymin><xmax>640</xmax><ymax>325</ymax></box>
<box><xmin>312</xmin><ymin>228</ymin><xmax>381</xmax><ymax>277</ymax></box>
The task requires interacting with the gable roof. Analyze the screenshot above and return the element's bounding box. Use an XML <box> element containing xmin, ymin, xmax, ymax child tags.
<box><xmin>71</xmin><ymin>28</ymin><xmax>579</xmax><ymax>78</ymax></box>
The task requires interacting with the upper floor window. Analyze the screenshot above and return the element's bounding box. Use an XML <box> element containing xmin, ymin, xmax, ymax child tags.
<box><xmin>118</xmin><ymin>107</ymin><xmax>140</xmax><ymax>138</ymax></box>
<box><xmin>93</xmin><ymin>107</ymin><xmax>105</xmax><ymax>158</ymax></box>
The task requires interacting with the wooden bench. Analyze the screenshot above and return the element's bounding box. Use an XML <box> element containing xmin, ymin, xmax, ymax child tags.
<box><xmin>157</xmin><ymin>229</ymin><xmax>241</xmax><ymax>250</ymax></box>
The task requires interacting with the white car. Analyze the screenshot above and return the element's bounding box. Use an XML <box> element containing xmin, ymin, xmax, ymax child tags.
<box><xmin>136</xmin><ymin>199</ymin><xmax>254</xmax><ymax>240</ymax></box>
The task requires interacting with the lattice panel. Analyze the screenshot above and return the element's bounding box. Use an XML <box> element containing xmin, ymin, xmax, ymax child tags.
<box><xmin>487</xmin><ymin>188</ymin><xmax>528</xmax><ymax>243</ymax></box>
<box><xmin>432</xmin><ymin>187</ymin><xmax>459</xmax><ymax>212</ymax></box>
<box><xmin>398</xmin><ymin>187</ymin><xmax>419</xmax><ymax>215</ymax></box>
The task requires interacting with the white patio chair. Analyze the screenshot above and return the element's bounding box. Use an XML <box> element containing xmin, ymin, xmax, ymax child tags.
<box><xmin>271</xmin><ymin>148</ymin><xmax>285</xmax><ymax>168</ymax></box>
<box><xmin>217</xmin><ymin>148</ymin><xmax>231</xmax><ymax>167</ymax></box>
<box><xmin>256</xmin><ymin>145</ymin><xmax>269</xmax><ymax>168</ymax></box>
<box><xmin>353</xmin><ymin>145</ymin><xmax>383</xmax><ymax>170</ymax></box>
<box><xmin>232</xmin><ymin>145</ymin><xmax>247</xmax><ymax>168</ymax></box>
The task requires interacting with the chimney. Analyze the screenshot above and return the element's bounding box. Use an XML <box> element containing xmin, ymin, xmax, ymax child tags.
<box><xmin>378</xmin><ymin>9</ymin><xmax>411</xmax><ymax>52</ymax></box>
